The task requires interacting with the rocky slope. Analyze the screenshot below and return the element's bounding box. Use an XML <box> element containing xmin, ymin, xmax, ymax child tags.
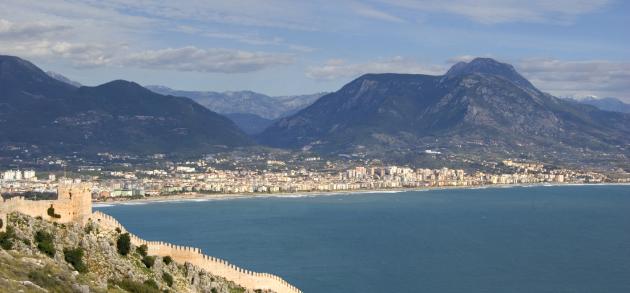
<box><xmin>0</xmin><ymin>212</ymin><xmax>269</xmax><ymax>293</ymax></box>
<box><xmin>0</xmin><ymin>55</ymin><xmax>253</xmax><ymax>156</ymax></box>
<box><xmin>259</xmin><ymin>58</ymin><xmax>630</xmax><ymax>167</ymax></box>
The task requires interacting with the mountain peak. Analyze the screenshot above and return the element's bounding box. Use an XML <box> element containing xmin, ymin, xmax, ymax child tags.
<box><xmin>92</xmin><ymin>79</ymin><xmax>150</xmax><ymax>93</ymax></box>
<box><xmin>445</xmin><ymin>57</ymin><xmax>534</xmax><ymax>89</ymax></box>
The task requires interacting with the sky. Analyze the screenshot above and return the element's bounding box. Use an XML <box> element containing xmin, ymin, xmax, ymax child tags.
<box><xmin>0</xmin><ymin>0</ymin><xmax>629</xmax><ymax>101</ymax></box>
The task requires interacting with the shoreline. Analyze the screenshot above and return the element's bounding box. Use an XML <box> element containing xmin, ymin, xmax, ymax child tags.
<box><xmin>92</xmin><ymin>182</ymin><xmax>630</xmax><ymax>207</ymax></box>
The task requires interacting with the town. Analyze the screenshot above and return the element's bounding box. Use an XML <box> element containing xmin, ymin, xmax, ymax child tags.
<box><xmin>0</xmin><ymin>157</ymin><xmax>621</xmax><ymax>201</ymax></box>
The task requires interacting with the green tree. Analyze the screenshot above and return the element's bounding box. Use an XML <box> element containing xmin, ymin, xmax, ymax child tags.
<box><xmin>136</xmin><ymin>244</ymin><xmax>148</xmax><ymax>257</ymax></box>
<box><xmin>0</xmin><ymin>227</ymin><xmax>16</xmax><ymax>250</ymax></box>
<box><xmin>35</xmin><ymin>230</ymin><xmax>55</xmax><ymax>257</ymax></box>
<box><xmin>117</xmin><ymin>233</ymin><xmax>131</xmax><ymax>256</ymax></box>
<box><xmin>63</xmin><ymin>247</ymin><xmax>88</xmax><ymax>273</ymax></box>
<box><xmin>142</xmin><ymin>255</ymin><xmax>156</xmax><ymax>268</ymax></box>
<box><xmin>162</xmin><ymin>272</ymin><xmax>173</xmax><ymax>287</ymax></box>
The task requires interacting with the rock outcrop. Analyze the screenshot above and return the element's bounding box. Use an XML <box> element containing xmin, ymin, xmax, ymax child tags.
<box><xmin>0</xmin><ymin>212</ymin><xmax>269</xmax><ymax>293</ymax></box>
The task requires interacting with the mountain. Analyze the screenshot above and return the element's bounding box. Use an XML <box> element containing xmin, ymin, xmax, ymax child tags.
<box><xmin>566</xmin><ymin>96</ymin><xmax>630</xmax><ymax>114</ymax></box>
<box><xmin>146</xmin><ymin>86</ymin><xmax>324</xmax><ymax>120</ymax></box>
<box><xmin>46</xmin><ymin>71</ymin><xmax>82</xmax><ymax>87</ymax></box>
<box><xmin>259</xmin><ymin>58</ymin><xmax>630</xmax><ymax>165</ymax></box>
<box><xmin>224</xmin><ymin>113</ymin><xmax>274</xmax><ymax>135</ymax></box>
<box><xmin>0</xmin><ymin>55</ymin><xmax>252</xmax><ymax>155</ymax></box>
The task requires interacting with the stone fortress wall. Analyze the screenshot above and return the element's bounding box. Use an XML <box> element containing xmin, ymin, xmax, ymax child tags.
<box><xmin>91</xmin><ymin>211</ymin><xmax>301</xmax><ymax>293</ymax></box>
<box><xmin>0</xmin><ymin>182</ymin><xmax>301</xmax><ymax>293</ymax></box>
<box><xmin>0</xmin><ymin>182</ymin><xmax>92</xmax><ymax>231</ymax></box>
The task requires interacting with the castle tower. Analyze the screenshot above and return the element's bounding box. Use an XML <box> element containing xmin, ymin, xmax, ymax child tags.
<box><xmin>56</xmin><ymin>182</ymin><xmax>93</xmax><ymax>225</ymax></box>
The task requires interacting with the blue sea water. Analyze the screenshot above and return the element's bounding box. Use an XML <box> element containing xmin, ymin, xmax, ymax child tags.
<box><xmin>96</xmin><ymin>185</ymin><xmax>630</xmax><ymax>293</ymax></box>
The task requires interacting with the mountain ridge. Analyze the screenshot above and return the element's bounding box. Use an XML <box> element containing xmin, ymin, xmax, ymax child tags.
<box><xmin>146</xmin><ymin>85</ymin><xmax>325</xmax><ymax>120</ymax></box>
<box><xmin>0</xmin><ymin>55</ymin><xmax>252</xmax><ymax>156</ymax></box>
<box><xmin>259</xmin><ymin>58</ymin><xmax>630</xmax><ymax>166</ymax></box>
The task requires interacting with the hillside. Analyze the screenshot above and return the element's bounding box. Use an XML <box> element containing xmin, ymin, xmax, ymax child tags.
<box><xmin>0</xmin><ymin>212</ymin><xmax>263</xmax><ymax>293</ymax></box>
<box><xmin>259</xmin><ymin>58</ymin><xmax>630</xmax><ymax>166</ymax></box>
<box><xmin>146</xmin><ymin>86</ymin><xmax>324</xmax><ymax>120</ymax></box>
<box><xmin>0</xmin><ymin>55</ymin><xmax>252</xmax><ymax>156</ymax></box>
<box><xmin>225</xmin><ymin>113</ymin><xmax>275</xmax><ymax>135</ymax></box>
<box><xmin>567</xmin><ymin>96</ymin><xmax>630</xmax><ymax>113</ymax></box>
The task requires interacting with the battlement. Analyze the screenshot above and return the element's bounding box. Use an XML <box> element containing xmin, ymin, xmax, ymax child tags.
<box><xmin>0</xmin><ymin>182</ymin><xmax>93</xmax><ymax>231</ymax></box>
<box><xmin>91</xmin><ymin>211</ymin><xmax>302</xmax><ymax>293</ymax></box>
<box><xmin>1</xmin><ymin>185</ymin><xmax>301</xmax><ymax>293</ymax></box>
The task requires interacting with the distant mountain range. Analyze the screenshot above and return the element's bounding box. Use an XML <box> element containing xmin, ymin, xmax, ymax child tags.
<box><xmin>259</xmin><ymin>58</ymin><xmax>630</xmax><ymax>165</ymax></box>
<box><xmin>0</xmin><ymin>55</ymin><xmax>252</xmax><ymax>155</ymax></box>
<box><xmin>146</xmin><ymin>86</ymin><xmax>324</xmax><ymax>120</ymax></box>
<box><xmin>564</xmin><ymin>96</ymin><xmax>630</xmax><ymax>114</ymax></box>
<box><xmin>3</xmin><ymin>54</ymin><xmax>629</xmax><ymax>166</ymax></box>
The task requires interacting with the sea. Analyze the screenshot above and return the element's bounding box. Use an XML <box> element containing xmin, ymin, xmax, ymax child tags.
<box><xmin>95</xmin><ymin>185</ymin><xmax>630</xmax><ymax>293</ymax></box>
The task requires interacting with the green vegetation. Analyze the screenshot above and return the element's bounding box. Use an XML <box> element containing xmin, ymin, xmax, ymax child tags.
<box><xmin>35</xmin><ymin>230</ymin><xmax>55</xmax><ymax>257</ymax></box>
<box><xmin>117</xmin><ymin>233</ymin><xmax>131</xmax><ymax>256</ymax></box>
<box><xmin>230</xmin><ymin>288</ymin><xmax>246</xmax><ymax>293</ymax></box>
<box><xmin>162</xmin><ymin>255</ymin><xmax>173</xmax><ymax>265</ymax></box>
<box><xmin>136</xmin><ymin>244</ymin><xmax>148</xmax><ymax>257</ymax></box>
<box><xmin>63</xmin><ymin>247</ymin><xmax>87</xmax><ymax>273</ymax></box>
<box><xmin>0</xmin><ymin>226</ymin><xmax>15</xmax><ymax>250</ymax></box>
<box><xmin>162</xmin><ymin>272</ymin><xmax>173</xmax><ymax>287</ymax></box>
<box><xmin>47</xmin><ymin>205</ymin><xmax>61</xmax><ymax>219</ymax></box>
<box><xmin>142</xmin><ymin>255</ymin><xmax>156</xmax><ymax>268</ymax></box>
<box><xmin>28</xmin><ymin>267</ymin><xmax>74</xmax><ymax>292</ymax></box>
<box><xmin>110</xmin><ymin>279</ymin><xmax>160</xmax><ymax>293</ymax></box>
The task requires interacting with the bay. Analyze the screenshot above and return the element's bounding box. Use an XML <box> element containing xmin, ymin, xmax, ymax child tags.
<box><xmin>96</xmin><ymin>185</ymin><xmax>630</xmax><ymax>293</ymax></box>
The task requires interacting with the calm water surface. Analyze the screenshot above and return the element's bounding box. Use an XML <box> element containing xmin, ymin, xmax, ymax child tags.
<box><xmin>96</xmin><ymin>185</ymin><xmax>630</xmax><ymax>293</ymax></box>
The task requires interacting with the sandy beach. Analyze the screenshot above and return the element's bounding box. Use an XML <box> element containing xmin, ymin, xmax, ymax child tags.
<box><xmin>92</xmin><ymin>182</ymin><xmax>630</xmax><ymax>207</ymax></box>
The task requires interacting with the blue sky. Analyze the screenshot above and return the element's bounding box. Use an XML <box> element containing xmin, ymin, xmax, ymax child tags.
<box><xmin>1</xmin><ymin>0</ymin><xmax>629</xmax><ymax>101</ymax></box>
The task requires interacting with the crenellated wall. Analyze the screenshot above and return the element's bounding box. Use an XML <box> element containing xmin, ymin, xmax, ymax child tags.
<box><xmin>91</xmin><ymin>211</ymin><xmax>302</xmax><ymax>293</ymax></box>
<box><xmin>1</xmin><ymin>184</ymin><xmax>301</xmax><ymax>293</ymax></box>
<box><xmin>0</xmin><ymin>182</ymin><xmax>92</xmax><ymax>232</ymax></box>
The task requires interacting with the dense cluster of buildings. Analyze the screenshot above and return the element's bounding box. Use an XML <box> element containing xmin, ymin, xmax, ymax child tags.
<box><xmin>0</xmin><ymin>159</ymin><xmax>615</xmax><ymax>200</ymax></box>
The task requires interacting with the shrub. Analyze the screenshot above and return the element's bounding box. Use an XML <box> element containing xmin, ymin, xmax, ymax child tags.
<box><xmin>115</xmin><ymin>227</ymin><xmax>121</xmax><ymax>233</ymax></box>
<box><xmin>47</xmin><ymin>205</ymin><xmax>61</xmax><ymax>219</ymax></box>
<box><xmin>35</xmin><ymin>230</ymin><xmax>55</xmax><ymax>257</ymax></box>
<box><xmin>162</xmin><ymin>272</ymin><xmax>173</xmax><ymax>287</ymax></box>
<box><xmin>143</xmin><ymin>279</ymin><xmax>159</xmax><ymax>289</ymax></box>
<box><xmin>0</xmin><ymin>218</ymin><xmax>3</xmax><ymax>229</ymax></box>
<box><xmin>63</xmin><ymin>247</ymin><xmax>87</xmax><ymax>273</ymax></box>
<box><xmin>28</xmin><ymin>269</ymin><xmax>69</xmax><ymax>291</ymax></box>
<box><xmin>0</xmin><ymin>227</ymin><xmax>15</xmax><ymax>250</ymax></box>
<box><xmin>163</xmin><ymin>255</ymin><xmax>173</xmax><ymax>265</ymax></box>
<box><xmin>111</xmin><ymin>279</ymin><xmax>160</xmax><ymax>293</ymax></box>
<box><xmin>142</xmin><ymin>255</ymin><xmax>156</xmax><ymax>268</ymax></box>
<box><xmin>117</xmin><ymin>233</ymin><xmax>131</xmax><ymax>256</ymax></box>
<box><xmin>136</xmin><ymin>244</ymin><xmax>148</xmax><ymax>257</ymax></box>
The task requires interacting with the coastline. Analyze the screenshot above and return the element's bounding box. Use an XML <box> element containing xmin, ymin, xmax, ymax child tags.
<box><xmin>92</xmin><ymin>182</ymin><xmax>630</xmax><ymax>207</ymax></box>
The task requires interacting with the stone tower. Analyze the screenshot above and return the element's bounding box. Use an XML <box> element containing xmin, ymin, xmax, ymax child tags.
<box><xmin>56</xmin><ymin>182</ymin><xmax>93</xmax><ymax>225</ymax></box>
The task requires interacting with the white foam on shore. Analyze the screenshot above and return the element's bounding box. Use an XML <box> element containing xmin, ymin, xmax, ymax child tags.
<box><xmin>93</xmin><ymin>203</ymin><xmax>114</xmax><ymax>208</ymax></box>
<box><xmin>92</xmin><ymin>183</ymin><xmax>630</xmax><ymax>207</ymax></box>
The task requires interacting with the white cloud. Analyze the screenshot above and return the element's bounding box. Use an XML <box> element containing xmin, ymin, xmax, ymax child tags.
<box><xmin>121</xmin><ymin>46</ymin><xmax>293</xmax><ymax>73</ymax></box>
<box><xmin>0</xmin><ymin>19</ymin><xmax>70</xmax><ymax>39</ymax></box>
<box><xmin>0</xmin><ymin>39</ymin><xmax>115</xmax><ymax>67</ymax></box>
<box><xmin>517</xmin><ymin>58</ymin><xmax>630</xmax><ymax>100</ymax></box>
<box><xmin>353</xmin><ymin>3</ymin><xmax>405</xmax><ymax>23</ymax></box>
<box><xmin>378</xmin><ymin>0</ymin><xmax>610</xmax><ymax>24</ymax></box>
<box><xmin>306</xmin><ymin>56</ymin><xmax>445</xmax><ymax>80</ymax></box>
